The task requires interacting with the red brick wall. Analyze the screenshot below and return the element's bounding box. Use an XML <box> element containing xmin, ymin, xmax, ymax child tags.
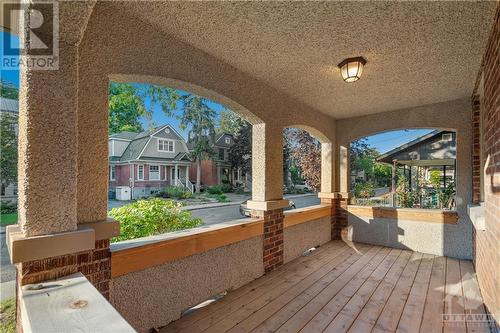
<box><xmin>472</xmin><ymin>94</ymin><xmax>481</xmax><ymax>204</ymax></box>
<box><xmin>474</xmin><ymin>5</ymin><xmax>500</xmax><ymax>325</ymax></box>
<box><xmin>321</xmin><ymin>198</ymin><xmax>348</xmax><ymax>240</ymax></box>
<box><xmin>252</xmin><ymin>208</ymin><xmax>284</xmax><ymax>273</ymax></box>
<box><xmin>189</xmin><ymin>159</ymin><xmax>219</xmax><ymax>186</ymax></box>
<box><xmin>18</xmin><ymin>240</ymin><xmax>111</xmax><ymax>298</ymax></box>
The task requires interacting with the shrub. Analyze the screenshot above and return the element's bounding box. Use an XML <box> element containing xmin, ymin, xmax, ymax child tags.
<box><xmin>165</xmin><ymin>186</ymin><xmax>193</xmax><ymax>199</ymax></box>
<box><xmin>220</xmin><ymin>183</ymin><xmax>233</xmax><ymax>193</ymax></box>
<box><xmin>0</xmin><ymin>202</ymin><xmax>17</xmax><ymax>214</ymax></box>
<box><xmin>109</xmin><ymin>198</ymin><xmax>203</xmax><ymax>242</ymax></box>
<box><xmin>207</xmin><ymin>185</ymin><xmax>223</xmax><ymax>195</ymax></box>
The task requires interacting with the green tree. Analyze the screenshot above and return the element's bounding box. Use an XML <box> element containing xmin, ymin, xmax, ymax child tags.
<box><xmin>0</xmin><ymin>113</ymin><xmax>17</xmax><ymax>193</ymax></box>
<box><xmin>108</xmin><ymin>83</ymin><xmax>147</xmax><ymax>134</ymax></box>
<box><xmin>228</xmin><ymin>121</ymin><xmax>252</xmax><ymax>178</ymax></box>
<box><xmin>178</xmin><ymin>95</ymin><xmax>217</xmax><ymax>193</ymax></box>
<box><xmin>0</xmin><ymin>80</ymin><xmax>18</xmax><ymax>99</ymax></box>
<box><xmin>108</xmin><ymin>82</ymin><xmax>179</xmax><ymax>134</ymax></box>
<box><xmin>217</xmin><ymin>109</ymin><xmax>246</xmax><ymax>136</ymax></box>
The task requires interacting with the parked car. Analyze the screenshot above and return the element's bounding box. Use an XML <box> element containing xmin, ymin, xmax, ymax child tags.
<box><xmin>239</xmin><ymin>200</ymin><xmax>296</xmax><ymax>217</ymax></box>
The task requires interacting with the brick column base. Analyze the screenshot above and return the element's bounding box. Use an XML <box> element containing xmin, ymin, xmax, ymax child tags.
<box><xmin>17</xmin><ymin>239</ymin><xmax>111</xmax><ymax>299</ymax></box>
<box><xmin>321</xmin><ymin>198</ymin><xmax>348</xmax><ymax>240</ymax></box>
<box><xmin>252</xmin><ymin>208</ymin><xmax>284</xmax><ymax>273</ymax></box>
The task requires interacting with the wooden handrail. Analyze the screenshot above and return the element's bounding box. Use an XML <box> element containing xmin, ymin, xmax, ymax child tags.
<box><xmin>283</xmin><ymin>205</ymin><xmax>331</xmax><ymax>228</ymax></box>
<box><xmin>346</xmin><ymin>205</ymin><xmax>459</xmax><ymax>224</ymax></box>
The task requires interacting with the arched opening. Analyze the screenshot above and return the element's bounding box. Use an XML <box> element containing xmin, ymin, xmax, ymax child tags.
<box><xmin>106</xmin><ymin>77</ymin><xmax>260</xmax><ymax>240</ymax></box>
<box><xmin>282</xmin><ymin>126</ymin><xmax>331</xmax><ymax>209</ymax></box>
<box><xmin>349</xmin><ymin>128</ymin><xmax>457</xmax><ymax>209</ymax></box>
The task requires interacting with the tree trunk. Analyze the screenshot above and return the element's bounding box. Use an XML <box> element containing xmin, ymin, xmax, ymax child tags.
<box><xmin>196</xmin><ymin>158</ymin><xmax>201</xmax><ymax>193</ymax></box>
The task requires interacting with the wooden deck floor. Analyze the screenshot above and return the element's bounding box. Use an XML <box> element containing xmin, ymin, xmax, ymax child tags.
<box><xmin>161</xmin><ymin>241</ymin><xmax>491</xmax><ymax>333</ymax></box>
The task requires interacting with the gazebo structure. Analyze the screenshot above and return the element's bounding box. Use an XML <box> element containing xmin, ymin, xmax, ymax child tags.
<box><xmin>2</xmin><ymin>2</ymin><xmax>499</xmax><ymax>332</ymax></box>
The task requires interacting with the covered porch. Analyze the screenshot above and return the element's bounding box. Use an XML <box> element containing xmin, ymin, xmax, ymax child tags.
<box><xmin>3</xmin><ymin>1</ymin><xmax>499</xmax><ymax>332</ymax></box>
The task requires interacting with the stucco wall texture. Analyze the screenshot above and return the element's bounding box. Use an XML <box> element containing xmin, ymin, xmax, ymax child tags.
<box><xmin>76</xmin><ymin>4</ymin><xmax>336</xmax><ymax>225</ymax></box>
<box><xmin>347</xmin><ymin>216</ymin><xmax>458</xmax><ymax>258</ymax></box>
<box><xmin>337</xmin><ymin>99</ymin><xmax>473</xmax><ymax>259</ymax></box>
<box><xmin>110</xmin><ymin>236</ymin><xmax>264</xmax><ymax>333</ymax></box>
<box><xmin>283</xmin><ymin>217</ymin><xmax>331</xmax><ymax>263</ymax></box>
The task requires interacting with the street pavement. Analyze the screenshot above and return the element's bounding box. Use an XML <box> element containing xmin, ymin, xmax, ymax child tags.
<box><xmin>191</xmin><ymin>194</ymin><xmax>320</xmax><ymax>225</ymax></box>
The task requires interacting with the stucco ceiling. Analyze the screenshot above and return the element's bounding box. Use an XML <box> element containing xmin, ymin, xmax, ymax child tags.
<box><xmin>121</xmin><ymin>1</ymin><xmax>496</xmax><ymax>119</ymax></box>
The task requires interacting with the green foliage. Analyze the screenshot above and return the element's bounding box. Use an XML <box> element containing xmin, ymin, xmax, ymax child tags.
<box><xmin>108</xmin><ymin>83</ymin><xmax>148</xmax><ymax>134</ymax></box>
<box><xmin>109</xmin><ymin>198</ymin><xmax>203</xmax><ymax>242</ymax></box>
<box><xmin>228</xmin><ymin>122</ymin><xmax>252</xmax><ymax>174</ymax></box>
<box><xmin>159</xmin><ymin>186</ymin><xmax>193</xmax><ymax>199</ymax></box>
<box><xmin>373</xmin><ymin>163</ymin><xmax>392</xmax><ymax>187</ymax></box>
<box><xmin>220</xmin><ymin>183</ymin><xmax>233</xmax><ymax>193</ymax></box>
<box><xmin>205</xmin><ymin>193</ymin><xmax>229</xmax><ymax>202</ymax></box>
<box><xmin>0</xmin><ymin>201</ymin><xmax>17</xmax><ymax>214</ymax></box>
<box><xmin>206</xmin><ymin>185</ymin><xmax>223</xmax><ymax>195</ymax></box>
<box><xmin>436</xmin><ymin>181</ymin><xmax>456</xmax><ymax>209</ymax></box>
<box><xmin>0</xmin><ymin>213</ymin><xmax>18</xmax><ymax>226</ymax></box>
<box><xmin>217</xmin><ymin>109</ymin><xmax>246</xmax><ymax>136</ymax></box>
<box><xmin>354</xmin><ymin>182</ymin><xmax>375</xmax><ymax>198</ymax></box>
<box><xmin>289</xmin><ymin>164</ymin><xmax>304</xmax><ymax>186</ymax></box>
<box><xmin>0</xmin><ymin>298</ymin><xmax>16</xmax><ymax>333</ymax></box>
<box><xmin>429</xmin><ymin>170</ymin><xmax>442</xmax><ymax>187</ymax></box>
<box><xmin>0</xmin><ymin>80</ymin><xmax>18</xmax><ymax>99</ymax></box>
<box><xmin>0</xmin><ymin>113</ymin><xmax>17</xmax><ymax>190</ymax></box>
<box><xmin>396</xmin><ymin>176</ymin><xmax>416</xmax><ymax>208</ymax></box>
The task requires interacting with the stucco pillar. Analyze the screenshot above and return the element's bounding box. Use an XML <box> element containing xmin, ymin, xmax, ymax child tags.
<box><xmin>319</xmin><ymin>142</ymin><xmax>350</xmax><ymax>240</ymax></box>
<box><xmin>248</xmin><ymin>123</ymin><xmax>287</xmax><ymax>207</ymax></box>
<box><xmin>17</xmin><ymin>42</ymin><xmax>79</xmax><ymax>237</ymax></box>
<box><xmin>174</xmin><ymin>165</ymin><xmax>179</xmax><ymax>186</ymax></box>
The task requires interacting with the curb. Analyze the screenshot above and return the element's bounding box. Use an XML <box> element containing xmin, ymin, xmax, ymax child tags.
<box><xmin>183</xmin><ymin>201</ymin><xmax>245</xmax><ymax>211</ymax></box>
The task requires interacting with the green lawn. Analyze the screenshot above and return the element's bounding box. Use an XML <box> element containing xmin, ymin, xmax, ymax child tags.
<box><xmin>0</xmin><ymin>213</ymin><xmax>18</xmax><ymax>225</ymax></box>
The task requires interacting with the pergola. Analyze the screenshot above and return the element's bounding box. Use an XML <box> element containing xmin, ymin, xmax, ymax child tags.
<box><xmin>2</xmin><ymin>2</ymin><xmax>499</xmax><ymax>332</ymax></box>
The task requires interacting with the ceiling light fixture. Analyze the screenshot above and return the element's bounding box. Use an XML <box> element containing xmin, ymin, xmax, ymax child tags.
<box><xmin>338</xmin><ymin>57</ymin><xmax>367</xmax><ymax>83</ymax></box>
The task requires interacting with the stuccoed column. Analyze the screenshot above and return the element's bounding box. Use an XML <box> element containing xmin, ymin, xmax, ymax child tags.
<box><xmin>248</xmin><ymin>123</ymin><xmax>288</xmax><ymax>272</ymax></box>
<box><xmin>319</xmin><ymin>142</ymin><xmax>350</xmax><ymax>240</ymax></box>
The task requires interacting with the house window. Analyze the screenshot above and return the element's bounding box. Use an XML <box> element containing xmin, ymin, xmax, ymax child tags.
<box><xmin>137</xmin><ymin>165</ymin><xmax>144</xmax><ymax>180</ymax></box>
<box><xmin>219</xmin><ymin>148</ymin><xmax>225</xmax><ymax>160</ymax></box>
<box><xmin>442</xmin><ymin>133</ymin><xmax>452</xmax><ymax>142</ymax></box>
<box><xmin>158</xmin><ymin>139</ymin><xmax>174</xmax><ymax>152</ymax></box>
<box><xmin>225</xmin><ymin>137</ymin><xmax>231</xmax><ymax>144</ymax></box>
<box><xmin>110</xmin><ymin>165</ymin><xmax>116</xmax><ymax>181</ymax></box>
<box><xmin>149</xmin><ymin>165</ymin><xmax>160</xmax><ymax>180</ymax></box>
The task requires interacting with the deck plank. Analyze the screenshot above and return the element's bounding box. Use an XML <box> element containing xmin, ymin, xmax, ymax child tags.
<box><xmin>419</xmin><ymin>256</ymin><xmax>446</xmax><ymax>333</ymax></box>
<box><xmin>274</xmin><ymin>246</ymin><xmax>384</xmax><ymax>333</ymax></box>
<box><xmin>459</xmin><ymin>260</ymin><xmax>490</xmax><ymax>333</ymax></box>
<box><xmin>160</xmin><ymin>241</ymin><xmax>490</xmax><ymax>333</ymax></box>
<box><xmin>396</xmin><ymin>253</ymin><xmax>434</xmax><ymax>333</ymax></box>
<box><xmin>321</xmin><ymin>248</ymin><xmax>403</xmax><ymax>333</ymax></box>
<box><xmin>347</xmin><ymin>250</ymin><xmax>413</xmax><ymax>333</ymax></box>
<box><xmin>206</xmin><ymin>244</ymin><xmax>365</xmax><ymax>333</ymax></box>
<box><xmin>249</xmin><ymin>244</ymin><xmax>372</xmax><ymax>333</ymax></box>
<box><xmin>371</xmin><ymin>251</ymin><xmax>424</xmax><ymax>333</ymax></box>
<box><xmin>178</xmin><ymin>243</ymin><xmax>356</xmax><ymax>333</ymax></box>
<box><xmin>164</xmin><ymin>242</ymin><xmax>344</xmax><ymax>333</ymax></box>
<box><xmin>227</xmin><ymin>244</ymin><xmax>369</xmax><ymax>333</ymax></box>
<box><xmin>443</xmin><ymin>258</ymin><xmax>466</xmax><ymax>333</ymax></box>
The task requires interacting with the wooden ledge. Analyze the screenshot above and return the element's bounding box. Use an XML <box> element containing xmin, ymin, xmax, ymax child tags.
<box><xmin>6</xmin><ymin>225</ymin><xmax>95</xmax><ymax>264</ymax></box>
<box><xmin>346</xmin><ymin>205</ymin><xmax>459</xmax><ymax>224</ymax></box>
<box><xmin>20</xmin><ymin>273</ymin><xmax>135</xmax><ymax>333</ymax></box>
<box><xmin>111</xmin><ymin>218</ymin><xmax>264</xmax><ymax>277</ymax></box>
<box><xmin>284</xmin><ymin>205</ymin><xmax>331</xmax><ymax>228</ymax></box>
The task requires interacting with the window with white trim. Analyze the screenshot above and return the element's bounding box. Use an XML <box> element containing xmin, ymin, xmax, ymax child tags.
<box><xmin>149</xmin><ymin>165</ymin><xmax>160</xmax><ymax>180</ymax></box>
<box><xmin>225</xmin><ymin>137</ymin><xmax>231</xmax><ymax>144</ymax></box>
<box><xmin>110</xmin><ymin>165</ymin><xmax>116</xmax><ymax>181</ymax></box>
<box><xmin>158</xmin><ymin>139</ymin><xmax>174</xmax><ymax>152</ymax></box>
<box><xmin>137</xmin><ymin>165</ymin><xmax>144</xmax><ymax>180</ymax></box>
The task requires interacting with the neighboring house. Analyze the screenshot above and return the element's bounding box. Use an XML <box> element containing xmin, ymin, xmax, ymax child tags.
<box><xmin>0</xmin><ymin>97</ymin><xmax>18</xmax><ymax>203</ymax></box>
<box><xmin>188</xmin><ymin>133</ymin><xmax>250</xmax><ymax>189</ymax></box>
<box><xmin>109</xmin><ymin>124</ymin><xmax>193</xmax><ymax>200</ymax></box>
<box><xmin>377</xmin><ymin>130</ymin><xmax>457</xmax><ymax>192</ymax></box>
